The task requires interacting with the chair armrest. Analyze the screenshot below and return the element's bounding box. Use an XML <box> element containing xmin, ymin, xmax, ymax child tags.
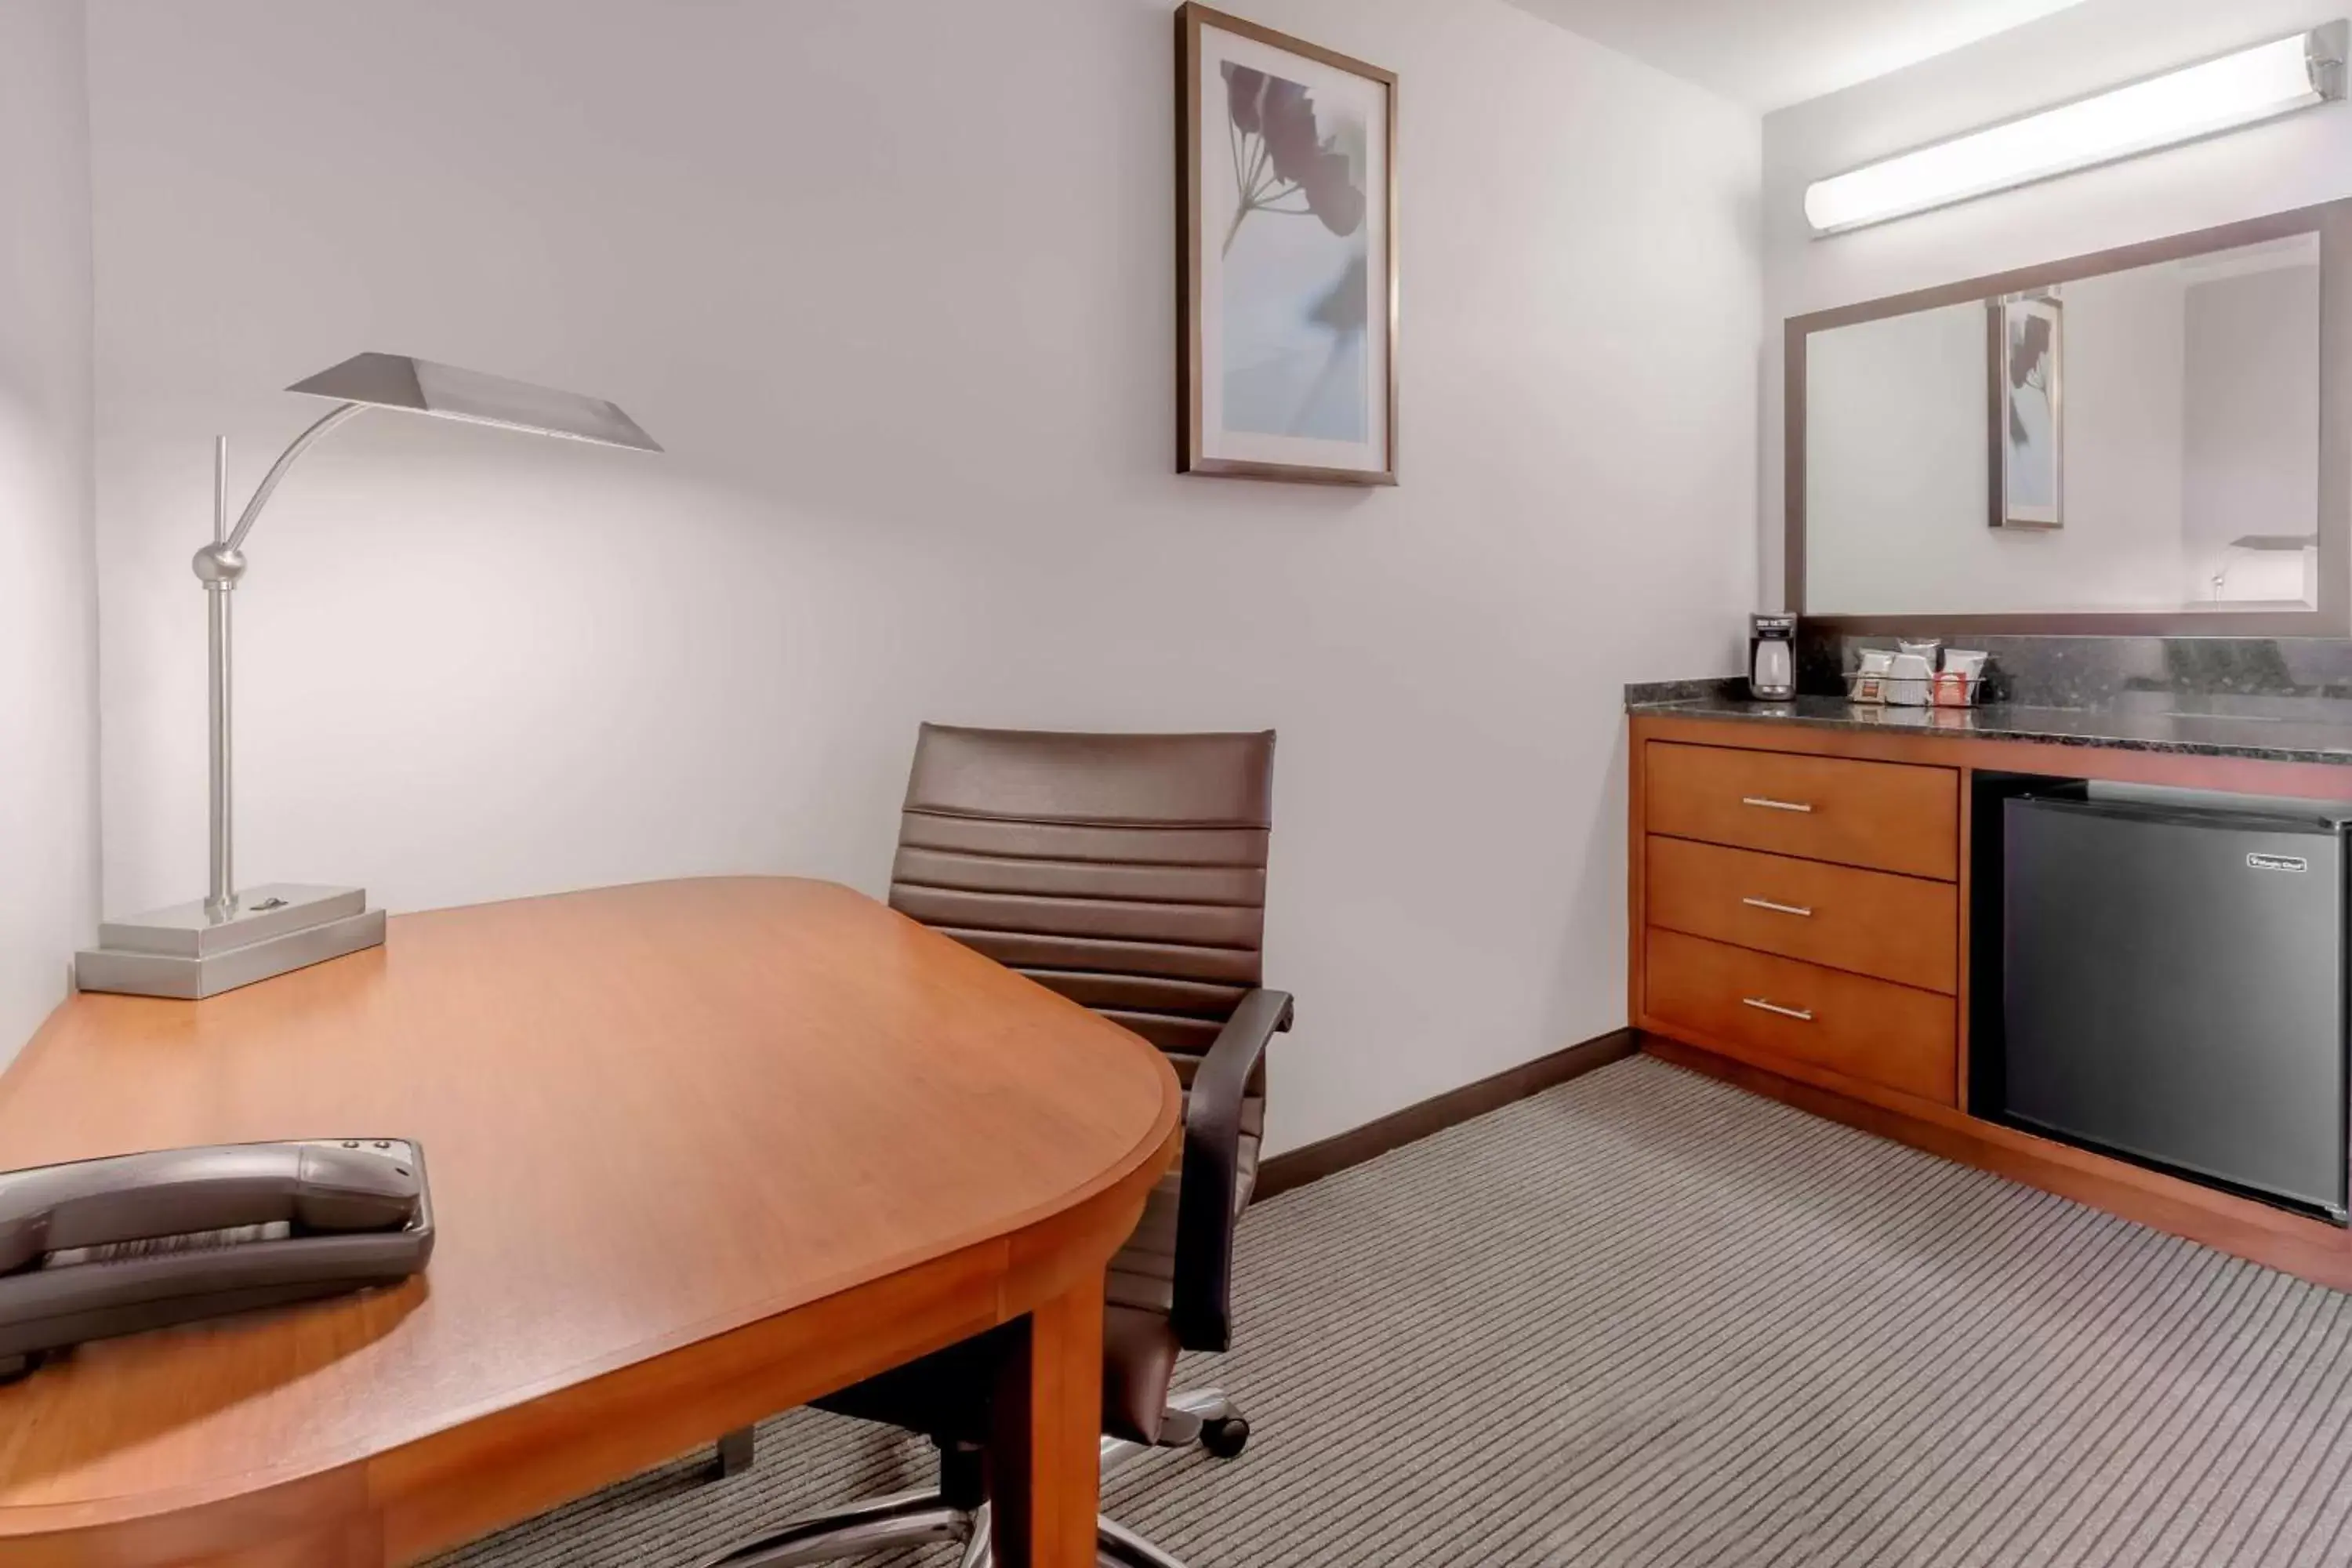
<box><xmin>1171</xmin><ymin>986</ymin><xmax>1294</xmax><ymax>1352</ymax></box>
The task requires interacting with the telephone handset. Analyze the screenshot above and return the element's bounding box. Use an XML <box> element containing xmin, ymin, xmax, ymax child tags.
<box><xmin>0</xmin><ymin>1138</ymin><xmax>434</xmax><ymax>1379</ymax></box>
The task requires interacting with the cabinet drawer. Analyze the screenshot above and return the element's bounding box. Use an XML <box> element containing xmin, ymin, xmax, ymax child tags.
<box><xmin>1645</xmin><ymin>927</ymin><xmax>1955</xmax><ymax>1105</ymax></box>
<box><xmin>1645</xmin><ymin>741</ymin><xmax>1958</xmax><ymax>880</ymax></box>
<box><xmin>1646</xmin><ymin>837</ymin><xmax>1957</xmax><ymax>994</ymax></box>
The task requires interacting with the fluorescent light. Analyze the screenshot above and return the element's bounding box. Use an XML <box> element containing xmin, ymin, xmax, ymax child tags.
<box><xmin>1806</xmin><ymin>24</ymin><xmax>2347</xmax><ymax>235</ymax></box>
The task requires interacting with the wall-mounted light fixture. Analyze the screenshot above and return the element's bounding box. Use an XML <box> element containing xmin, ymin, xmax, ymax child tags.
<box><xmin>1806</xmin><ymin>22</ymin><xmax>2348</xmax><ymax>236</ymax></box>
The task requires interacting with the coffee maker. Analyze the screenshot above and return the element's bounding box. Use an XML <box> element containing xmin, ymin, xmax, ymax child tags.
<box><xmin>1748</xmin><ymin>613</ymin><xmax>1797</xmax><ymax>701</ymax></box>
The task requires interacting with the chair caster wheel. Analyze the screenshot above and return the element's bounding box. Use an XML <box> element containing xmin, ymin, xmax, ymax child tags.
<box><xmin>1200</xmin><ymin>1415</ymin><xmax>1250</xmax><ymax>1458</ymax></box>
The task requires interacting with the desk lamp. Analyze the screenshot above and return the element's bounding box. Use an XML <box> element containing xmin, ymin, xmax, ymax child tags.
<box><xmin>74</xmin><ymin>354</ymin><xmax>661</xmax><ymax>1000</ymax></box>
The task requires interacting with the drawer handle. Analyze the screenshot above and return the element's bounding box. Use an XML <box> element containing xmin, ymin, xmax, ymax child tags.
<box><xmin>1742</xmin><ymin>996</ymin><xmax>1815</xmax><ymax>1022</ymax></box>
<box><xmin>1741</xmin><ymin>897</ymin><xmax>1814</xmax><ymax>918</ymax></box>
<box><xmin>1741</xmin><ymin>796</ymin><xmax>1815</xmax><ymax>814</ymax></box>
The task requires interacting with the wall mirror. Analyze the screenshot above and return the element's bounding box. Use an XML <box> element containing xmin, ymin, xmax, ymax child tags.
<box><xmin>1788</xmin><ymin>201</ymin><xmax>2352</xmax><ymax>634</ymax></box>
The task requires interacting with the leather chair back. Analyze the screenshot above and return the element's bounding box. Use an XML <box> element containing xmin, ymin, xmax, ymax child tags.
<box><xmin>889</xmin><ymin>724</ymin><xmax>1275</xmax><ymax>1326</ymax></box>
<box><xmin>889</xmin><ymin>724</ymin><xmax>1275</xmax><ymax>1076</ymax></box>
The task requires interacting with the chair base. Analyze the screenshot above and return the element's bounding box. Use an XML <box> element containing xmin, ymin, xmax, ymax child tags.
<box><xmin>701</xmin><ymin>1389</ymin><xmax>1243</xmax><ymax>1568</ymax></box>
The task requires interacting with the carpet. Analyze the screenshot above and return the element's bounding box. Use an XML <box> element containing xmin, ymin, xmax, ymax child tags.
<box><xmin>433</xmin><ymin>1055</ymin><xmax>2352</xmax><ymax>1566</ymax></box>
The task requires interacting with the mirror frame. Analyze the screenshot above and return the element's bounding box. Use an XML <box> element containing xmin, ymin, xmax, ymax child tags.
<box><xmin>1785</xmin><ymin>198</ymin><xmax>2352</xmax><ymax>637</ymax></box>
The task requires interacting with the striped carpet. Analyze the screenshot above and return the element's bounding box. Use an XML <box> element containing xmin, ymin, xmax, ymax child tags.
<box><xmin>431</xmin><ymin>1055</ymin><xmax>2352</xmax><ymax>1567</ymax></box>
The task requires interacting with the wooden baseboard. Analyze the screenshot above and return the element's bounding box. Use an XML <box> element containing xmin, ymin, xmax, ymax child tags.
<box><xmin>1642</xmin><ymin>1033</ymin><xmax>2352</xmax><ymax>1293</ymax></box>
<box><xmin>1256</xmin><ymin>1029</ymin><xmax>1639</xmax><ymax>1200</ymax></box>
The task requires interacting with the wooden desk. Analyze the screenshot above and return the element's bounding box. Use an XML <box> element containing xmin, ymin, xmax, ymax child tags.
<box><xmin>0</xmin><ymin>877</ymin><xmax>1181</xmax><ymax>1568</ymax></box>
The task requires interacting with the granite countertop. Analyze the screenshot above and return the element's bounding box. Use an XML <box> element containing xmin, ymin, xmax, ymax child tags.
<box><xmin>1625</xmin><ymin>684</ymin><xmax>2352</xmax><ymax>767</ymax></box>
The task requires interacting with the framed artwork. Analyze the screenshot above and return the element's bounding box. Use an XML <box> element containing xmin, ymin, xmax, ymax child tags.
<box><xmin>1990</xmin><ymin>295</ymin><xmax>2063</xmax><ymax>529</ymax></box>
<box><xmin>1177</xmin><ymin>4</ymin><xmax>1397</xmax><ymax>485</ymax></box>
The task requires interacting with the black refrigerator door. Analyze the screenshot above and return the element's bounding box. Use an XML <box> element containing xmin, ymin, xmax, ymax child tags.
<box><xmin>2003</xmin><ymin>796</ymin><xmax>2350</xmax><ymax>1219</ymax></box>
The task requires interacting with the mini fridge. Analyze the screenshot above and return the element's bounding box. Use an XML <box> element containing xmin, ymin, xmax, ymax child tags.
<box><xmin>2002</xmin><ymin>791</ymin><xmax>2352</xmax><ymax>1221</ymax></box>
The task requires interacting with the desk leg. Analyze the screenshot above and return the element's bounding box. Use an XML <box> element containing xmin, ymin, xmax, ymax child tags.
<box><xmin>188</xmin><ymin>1518</ymin><xmax>382</xmax><ymax>1566</ymax></box>
<box><xmin>989</xmin><ymin>1269</ymin><xmax>1105</xmax><ymax>1568</ymax></box>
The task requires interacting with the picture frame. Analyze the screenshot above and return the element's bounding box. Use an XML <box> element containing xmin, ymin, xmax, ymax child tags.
<box><xmin>1177</xmin><ymin>3</ymin><xmax>1398</xmax><ymax>485</ymax></box>
<box><xmin>1989</xmin><ymin>294</ymin><xmax>2063</xmax><ymax>529</ymax></box>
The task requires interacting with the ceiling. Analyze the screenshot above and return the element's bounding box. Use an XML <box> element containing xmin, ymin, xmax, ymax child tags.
<box><xmin>1506</xmin><ymin>0</ymin><xmax>2096</xmax><ymax>112</ymax></box>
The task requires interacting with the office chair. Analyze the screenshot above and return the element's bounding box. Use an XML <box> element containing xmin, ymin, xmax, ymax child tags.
<box><xmin>704</xmin><ymin>724</ymin><xmax>1291</xmax><ymax>1568</ymax></box>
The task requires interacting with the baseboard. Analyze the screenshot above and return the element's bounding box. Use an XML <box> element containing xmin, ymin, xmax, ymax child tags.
<box><xmin>1256</xmin><ymin>1028</ymin><xmax>1639</xmax><ymax>1200</ymax></box>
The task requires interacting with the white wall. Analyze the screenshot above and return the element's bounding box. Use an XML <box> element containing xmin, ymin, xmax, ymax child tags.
<box><xmin>1803</xmin><ymin>238</ymin><xmax>2325</xmax><ymax>615</ymax></box>
<box><xmin>1804</xmin><ymin>263</ymin><xmax>2195</xmax><ymax>615</ymax></box>
<box><xmin>84</xmin><ymin>0</ymin><xmax>1761</xmax><ymax>1152</ymax></box>
<box><xmin>0</xmin><ymin>1</ymin><xmax>100</xmax><ymax>1068</ymax></box>
<box><xmin>2184</xmin><ymin>262</ymin><xmax>2325</xmax><ymax>600</ymax></box>
<box><xmin>1804</xmin><ymin>303</ymin><xmax>1987</xmax><ymax>611</ymax></box>
<box><xmin>2059</xmin><ymin>262</ymin><xmax>2190</xmax><ymax>601</ymax></box>
<box><xmin>1763</xmin><ymin>0</ymin><xmax>2352</xmax><ymax>604</ymax></box>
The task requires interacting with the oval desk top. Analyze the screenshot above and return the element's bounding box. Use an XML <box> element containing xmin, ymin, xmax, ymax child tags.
<box><xmin>0</xmin><ymin>877</ymin><xmax>1181</xmax><ymax>1559</ymax></box>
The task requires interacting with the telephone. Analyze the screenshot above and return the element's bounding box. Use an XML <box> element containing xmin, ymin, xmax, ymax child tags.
<box><xmin>0</xmin><ymin>1138</ymin><xmax>434</xmax><ymax>1380</ymax></box>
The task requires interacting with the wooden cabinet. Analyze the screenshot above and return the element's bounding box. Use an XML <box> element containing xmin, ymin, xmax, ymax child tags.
<box><xmin>1645</xmin><ymin>929</ymin><xmax>1957</xmax><ymax>1104</ymax></box>
<box><xmin>1646</xmin><ymin>837</ymin><xmax>1958</xmax><ymax>994</ymax></box>
<box><xmin>1638</xmin><ymin>737</ymin><xmax>1961</xmax><ymax>1105</ymax></box>
<box><xmin>1644</xmin><ymin>740</ymin><xmax>1959</xmax><ymax>880</ymax></box>
<box><xmin>1628</xmin><ymin>706</ymin><xmax>2352</xmax><ymax>1296</ymax></box>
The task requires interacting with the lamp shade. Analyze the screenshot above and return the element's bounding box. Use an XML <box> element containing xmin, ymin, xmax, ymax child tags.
<box><xmin>286</xmin><ymin>352</ymin><xmax>662</xmax><ymax>452</ymax></box>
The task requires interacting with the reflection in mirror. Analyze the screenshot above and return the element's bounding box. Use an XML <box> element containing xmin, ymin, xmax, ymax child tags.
<box><xmin>1804</xmin><ymin>231</ymin><xmax>2321</xmax><ymax>617</ymax></box>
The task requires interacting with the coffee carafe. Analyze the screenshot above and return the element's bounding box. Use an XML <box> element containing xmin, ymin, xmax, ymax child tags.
<box><xmin>1748</xmin><ymin>613</ymin><xmax>1797</xmax><ymax>702</ymax></box>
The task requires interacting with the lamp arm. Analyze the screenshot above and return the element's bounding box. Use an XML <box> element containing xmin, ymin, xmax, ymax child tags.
<box><xmin>190</xmin><ymin>398</ymin><xmax>366</xmax><ymax>919</ymax></box>
<box><xmin>220</xmin><ymin>401</ymin><xmax>369</xmax><ymax>557</ymax></box>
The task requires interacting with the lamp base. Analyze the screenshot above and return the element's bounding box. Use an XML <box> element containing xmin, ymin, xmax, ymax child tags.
<box><xmin>75</xmin><ymin>884</ymin><xmax>386</xmax><ymax>1000</ymax></box>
